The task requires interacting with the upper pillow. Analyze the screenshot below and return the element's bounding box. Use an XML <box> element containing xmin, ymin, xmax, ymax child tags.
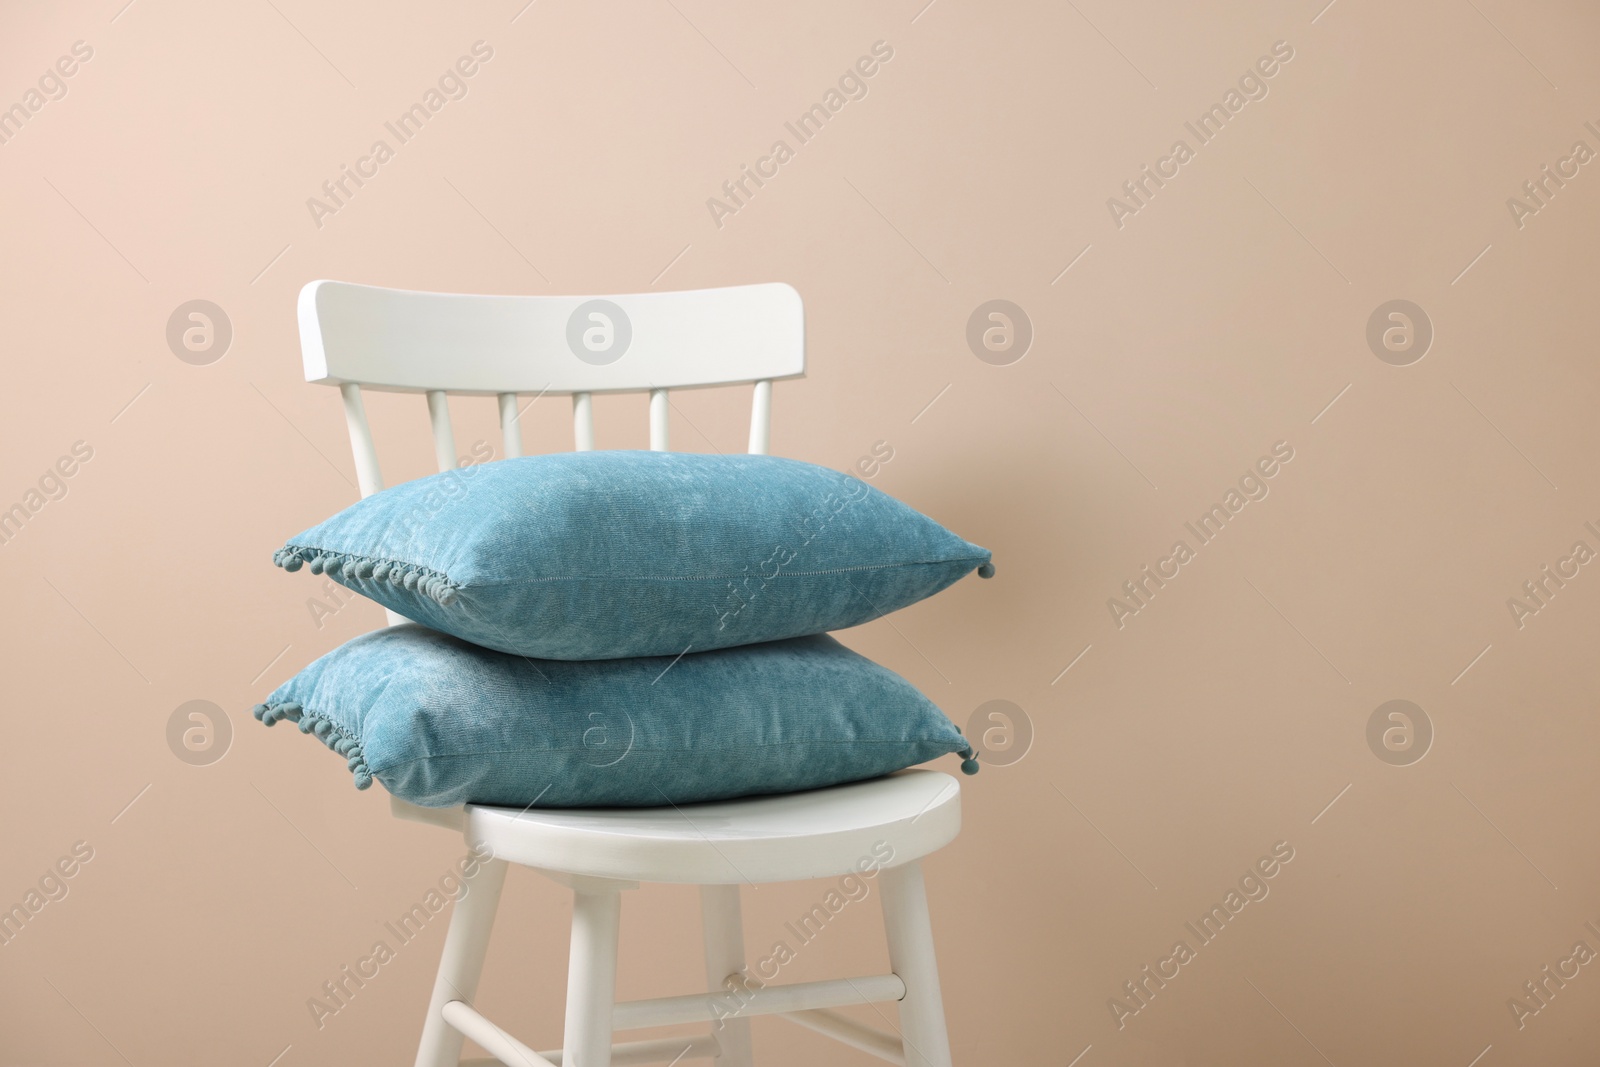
<box><xmin>275</xmin><ymin>451</ymin><xmax>992</xmax><ymax>660</ymax></box>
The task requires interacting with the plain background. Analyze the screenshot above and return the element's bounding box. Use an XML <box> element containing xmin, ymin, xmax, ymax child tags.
<box><xmin>4</xmin><ymin>1</ymin><xmax>1600</xmax><ymax>1064</ymax></box>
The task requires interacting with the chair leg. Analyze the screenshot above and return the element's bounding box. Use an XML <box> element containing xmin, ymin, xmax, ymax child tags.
<box><xmin>880</xmin><ymin>861</ymin><xmax>953</xmax><ymax>1067</ymax></box>
<box><xmin>414</xmin><ymin>854</ymin><xmax>509</xmax><ymax>1067</ymax></box>
<box><xmin>563</xmin><ymin>884</ymin><xmax>623</xmax><ymax>1067</ymax></box>
<box><xmin>700</xmin><ymin>884</ymin><xmax>756</xmax><ymax>1066</ymax></box>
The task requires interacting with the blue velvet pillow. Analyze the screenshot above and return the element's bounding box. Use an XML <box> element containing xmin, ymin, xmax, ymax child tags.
<box><xmin>253</xmin><ymin>625</ymin><xmax>976</xmax><ymax>808</ymax></box>
<box><xmin>274</xmin><ymin>452</ymin><xmax>991</xmax><ymax>660</ymax></box>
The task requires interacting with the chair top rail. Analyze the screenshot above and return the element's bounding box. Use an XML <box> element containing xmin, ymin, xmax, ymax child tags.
<box><xmin>298</xmin><ymin>279</ymin><xmax>804</xmax><ymax>396</ymax></box>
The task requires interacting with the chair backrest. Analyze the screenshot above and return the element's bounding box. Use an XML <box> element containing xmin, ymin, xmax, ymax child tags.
<box><xmin>296</xmin><ymin>279</ymin><xmax>805</xmax><ymax>497</ymax></box>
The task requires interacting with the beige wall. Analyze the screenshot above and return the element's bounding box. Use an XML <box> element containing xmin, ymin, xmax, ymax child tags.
<box><xmin>4</xmin><ymin>0</ymin><xmax>1600</xmax><ymax>1063</ymax></box>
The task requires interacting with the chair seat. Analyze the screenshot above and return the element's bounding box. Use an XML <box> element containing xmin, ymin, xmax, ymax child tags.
<box><xmin>394</xmin><ymin>771</ymin><xmax>962</xmax><ymax>885</ymax></box>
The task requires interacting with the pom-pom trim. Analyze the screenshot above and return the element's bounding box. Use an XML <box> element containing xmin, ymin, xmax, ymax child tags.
<box><xmin>273</xmin><ymin>545</ymin><xmax>459</xmax><ymax>607</ymax></box>
<box><xmin>253</xmin><ymin>701</ymin><xmax>374</xmax><ymax>790</ymax></box>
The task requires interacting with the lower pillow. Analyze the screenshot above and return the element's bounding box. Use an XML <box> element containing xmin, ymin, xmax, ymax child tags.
<box><xmin>253</xmin><ymin>625</ymin><xmax>977</xmax><ymax>808</ymax></box>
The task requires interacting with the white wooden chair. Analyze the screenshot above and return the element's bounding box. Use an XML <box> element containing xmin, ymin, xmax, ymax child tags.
<box><xmin>295</xmin><ymin>279</ymin><xmax>964</xmax><ymax>1067</ymax></box>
